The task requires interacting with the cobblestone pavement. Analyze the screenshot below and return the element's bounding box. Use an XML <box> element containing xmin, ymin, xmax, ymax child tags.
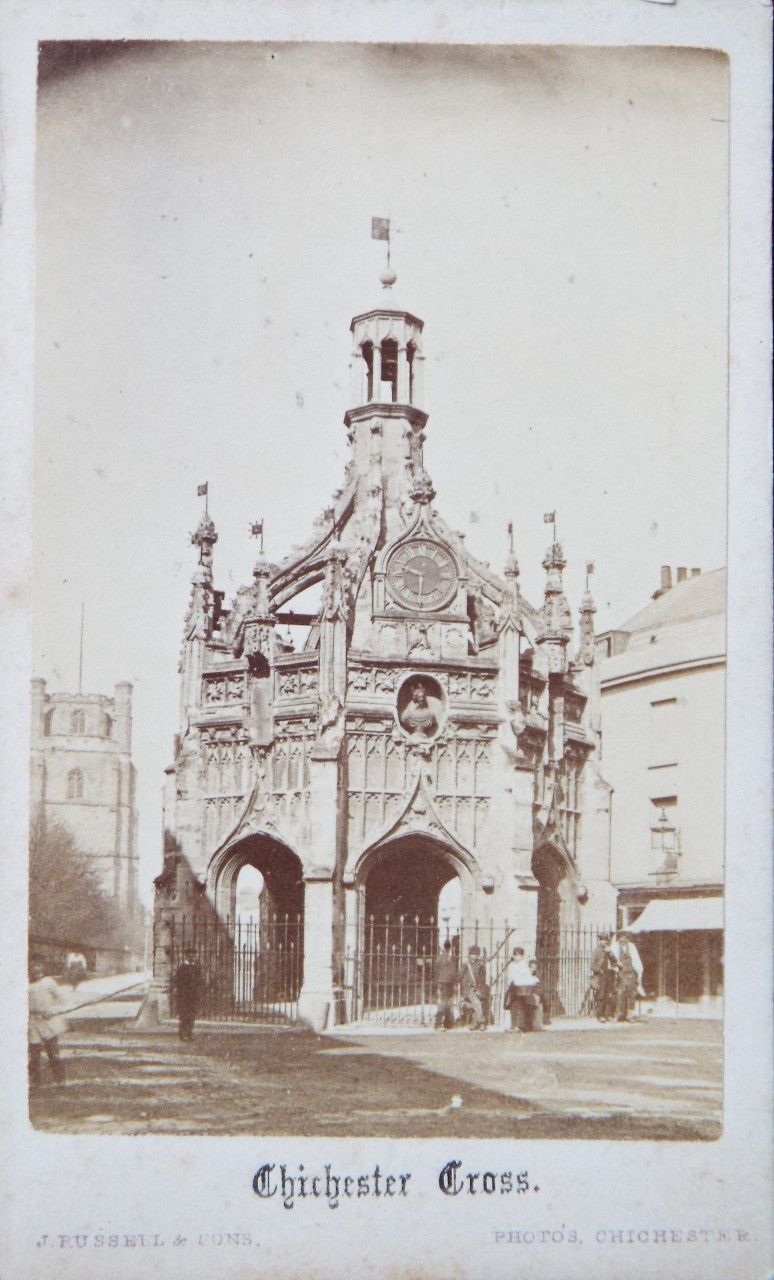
<box><xmin>29</xmin><ymin>1018</ymin><xmax>721</xmax><ymax>1140</ymax></box>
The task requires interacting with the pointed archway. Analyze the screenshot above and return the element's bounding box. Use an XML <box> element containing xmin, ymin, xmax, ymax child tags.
<box><xmin>532</xmin><ymin>838</ymin><xmax>582</xmax><ymax>1018</ymax></box>
<box><xmin>199</xmin><ymin>833</ymin><xmax>305</xmax><ymax>1019</ymax></box>
<box><xmin>349</xmin><ymin>832</ymin><xmax>478</xmax><ymax>1022</ymax></box>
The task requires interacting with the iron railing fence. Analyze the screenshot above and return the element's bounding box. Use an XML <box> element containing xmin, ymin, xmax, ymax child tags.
<box><xmin>168</xmin><ymin>914</ymin><xmax>303</xmax><ymax>1024</ymax></box>
<box><xmin>340</xmin><ymin>917</ymin><xmax>614</xmax><ymax>1027</ymax></box>
<box><xmin>535</xmin><ymin>925</ymin><xmax>614</xmax><ymax>1020</ymax></box>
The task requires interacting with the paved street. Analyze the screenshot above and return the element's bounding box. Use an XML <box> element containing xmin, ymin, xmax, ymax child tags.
<box><xmin>52</xmin><ymin>971</ymin><xmax>150</xmax><ymax>1021</ymax></box>
<box><xmin>30</xmin><ymin>1017</ymin><xmax>721</xmax><ymax>1141</ymax></box>
<box><xmin>339</xmin><ymin>1020</ymin><xmax>722</xmax><ymax>1128</ymax></box>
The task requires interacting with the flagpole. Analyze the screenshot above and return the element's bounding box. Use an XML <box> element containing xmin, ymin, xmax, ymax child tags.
<box><xmin>78</xmin><ymin>603</ymin><xmax>84</xmax><ymax>695</ymax></box>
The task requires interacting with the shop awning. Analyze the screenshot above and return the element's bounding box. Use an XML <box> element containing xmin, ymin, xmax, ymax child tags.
<box><xmin>628</xmin><ymin>897</ymin><xmax>723</xmax><ymax>933</ymax></box>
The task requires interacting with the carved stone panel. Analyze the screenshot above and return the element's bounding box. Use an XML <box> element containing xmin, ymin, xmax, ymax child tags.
<box><xmin>202</xmin><ymin>672</ymin><xmax>246</xmax><ymax>705</ymax></box>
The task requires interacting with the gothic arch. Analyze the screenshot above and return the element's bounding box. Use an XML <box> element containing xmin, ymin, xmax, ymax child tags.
<box><xmin>354</xmin><ymin>830</ymin><xmax>479</xmax><ymax>929</ymax></box>
<box><xmin>208</xmin><ymin>831</ymin><xmax>305</xmax><ymax>923</ymax></box>
<box><xmin>532</xmin><ymin>837</ymin><xmax>580</xmax><ymax>936</ymax></box>
<box><xmin>67</xmin><ymin>768</ymin><xmax>84</xmax><ymax>800</ymax></box>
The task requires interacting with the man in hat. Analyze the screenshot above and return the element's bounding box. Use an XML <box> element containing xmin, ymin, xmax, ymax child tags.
<box><xmin>609</xmin><ymin>930</ymin><xmax>643</xmax><ymax>1022</ymax></box>
<box><xmin>459</xmin><ymin>945</ymin><xmax>487</xmax><ymax>1030</ymax></box>
<box><xmin>590</xmin><ymin>931</ymin><xmax>618</xmax><ymax>1022</ymax></box>
<box><xmin>172</xmin><ymin>948</ymin><xmax>205</xmax><ymax>1042</ymax></box>
<box><xmin>433</xmin><ymin>939</ymin><xmax>458</xmax><ymax>1030</ymax></box>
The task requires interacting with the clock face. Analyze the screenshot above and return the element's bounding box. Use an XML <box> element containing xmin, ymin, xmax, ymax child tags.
<box><xmin>386</xmin><ymin>539</ymin><xmax>458</xmax><ymax>612</ymax></box>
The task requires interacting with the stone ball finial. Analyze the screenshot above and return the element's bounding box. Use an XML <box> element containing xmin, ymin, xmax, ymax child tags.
<box><xmin>379</xmin><ymin>265</ymin><xmax>397</xmax><ymax>288</ymax></box>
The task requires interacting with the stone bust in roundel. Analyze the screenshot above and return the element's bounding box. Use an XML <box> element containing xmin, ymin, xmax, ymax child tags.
<box><xmin>399</xmin><ymin>681</ymin><xmax>440</xmax><ymax>739</ymax></box>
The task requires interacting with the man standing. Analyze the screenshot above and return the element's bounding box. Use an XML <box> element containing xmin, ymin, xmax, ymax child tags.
<box><xmin>590</xmin><ymin>931</ymin><xmax>617</xmax><ymax>1022</ymax></box>
<box><xmin>459</xmin><ymin>945</ymin><xmax>487</xmax><ymax>1030</ymax></box>
<box><xmin>610</xmin><ymin>930</ymin><xmax>644</xmax><ymax>1022</ymax></box>
<box><xmin>433</xmin><ymin>940</ymin><xmax>457</xmax><ymax>1030</ymax></box>
<box><xmin>504</xmin><ymin>947</ymin><xmax>539</xmax><ymax>1031</ymax></box>
<box><xmin>28</xmin><ymin>961</ymin><xmax>68</xmax><ymax>1085</ymax></box>
<box><xmin>173</xmin><ymin>948</ymin><xmax>205</xmax><ymax>1042</ymax></box>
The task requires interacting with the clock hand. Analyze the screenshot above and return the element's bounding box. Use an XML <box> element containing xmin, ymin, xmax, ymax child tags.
<box><xmin>417</xmin><ymin>573</ymin><xmax>424</xmax><ymax>604</ymax></box>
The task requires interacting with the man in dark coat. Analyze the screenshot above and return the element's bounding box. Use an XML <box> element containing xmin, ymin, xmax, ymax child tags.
<box><xmin>590</xmin><ymin>931</ymin><xmax>617</xmax><ymax>1022</ymax></box>
<box><xmin>459</xmin><ymin>945</ymin><xmax>486</xmax><ymax>1030</ymax></box>
<box><xmin>173</xmin><ymin>949</ymin><xmax>205</xmax><ymax>1042</ymax></box>
<box><xmin>434</xmin><ymin>940</ymin><xmax>457</xmax><ymax>1030</ymax></box>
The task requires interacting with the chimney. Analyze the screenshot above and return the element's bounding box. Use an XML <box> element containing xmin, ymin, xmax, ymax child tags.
<box><xmin>691</xmin><ymin>567</ymin><xmax>701</xmax><ymax>577</ymax></box>
<box><xmin>653</xmin><ymin>566</ymin><xmax>673</xmax><ymax>599</ymax></box>
<box><xmin>676</xmin><ymin>567</ymin><xmax>687</xmax><ymax>583</ymax></box>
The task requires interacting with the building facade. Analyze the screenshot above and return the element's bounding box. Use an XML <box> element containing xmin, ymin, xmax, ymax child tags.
<box><xmin>151</xmin><ymin>270</ymin><xmax>617</xmax><ymax>1030</ymax></box>
<box><xmin>597</xmin><ymin>566</ymin><xmax>725</xmax><ymax>1016</ymax></box>
<box><xmin>30</xmin><ymin>679</ymin><xmax>140</xmax><ymax>917</ymax></box>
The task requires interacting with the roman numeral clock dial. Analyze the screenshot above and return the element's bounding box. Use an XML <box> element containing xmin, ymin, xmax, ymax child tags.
<box><xmin>385</xmin><ymin>539</ymin><xmax>458</xmax><ymax>612</ymax></box>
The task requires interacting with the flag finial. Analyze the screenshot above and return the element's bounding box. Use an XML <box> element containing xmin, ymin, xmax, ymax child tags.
<box><xmin>372</xmin><ymin>216</ymin><xmax>397</xmax><ymax>288</ymax></box>
<box><xmin>250</xmin><ymin>518</ymin><xmax>265</xmax><ymax>555</ymax></box>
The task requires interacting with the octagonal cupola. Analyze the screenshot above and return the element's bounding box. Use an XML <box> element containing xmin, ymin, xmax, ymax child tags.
<box><xmin>347</xmin><ymin>221</ymin><xmax>425</xmax><ymax>412</ymax></box>
<box><xmin>348</xmin><ymin>293</ymin><xmax>425</xmax><ymax>410</ymax></box>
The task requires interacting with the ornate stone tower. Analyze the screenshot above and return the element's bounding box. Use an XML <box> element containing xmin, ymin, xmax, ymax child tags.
<box><xmin>151</xmin><ymin>263</ymin><xmax>615</xmax><ymax>1029</ymax></box>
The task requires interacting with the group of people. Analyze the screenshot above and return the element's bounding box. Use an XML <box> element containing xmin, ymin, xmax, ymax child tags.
<box><xmin>434</xmin><ymin>941</ymin><xmax>548</xmax><ymax>1033</ymax></box>
<box><xmin>590</xmin><ymin>929</ymin><xmax>644</xmax><ymax>1022</ymax></box>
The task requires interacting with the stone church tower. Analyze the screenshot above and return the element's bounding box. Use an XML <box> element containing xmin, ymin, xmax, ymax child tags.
<box><xmin>152</xmin><ymin>265</ymin><xmax>615</xmax><ymax>1029</ymax></box>
<box><xmin>30</xmin><ymin>679</ymin><xmax>140</xmax><ymax>916</ymax></box>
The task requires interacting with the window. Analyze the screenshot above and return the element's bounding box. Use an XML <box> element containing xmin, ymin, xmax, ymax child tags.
<box><xmin>649</xmin><ymin>698</ymin><xmax>677</xmax><ymax>767</ymax></box>
<box><xmin>67</xmin><ymin>769</ymin><xmax>84</xmax><ymax>800</ymax></box>
<box><xmin>70</xmin><ymin>710</ymin><xmax>86</xmax><ymax>735</ymax></box>
<box><xmin>380</xmin><ymin>339</ymin><xmax>398</xmax><ymax>402</ymax></box>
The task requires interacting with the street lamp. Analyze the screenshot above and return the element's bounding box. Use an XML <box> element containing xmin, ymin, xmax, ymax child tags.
<box><xmin>651</xmin><ymin>807</ymin><xmax>680</xmax><ymax>876</ymax></box>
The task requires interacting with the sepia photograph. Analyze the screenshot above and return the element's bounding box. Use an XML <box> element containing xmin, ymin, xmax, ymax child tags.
<box><xmin>1</xmin><ymin>5</ymin><xmax>771</xmax><ymax>1279</ymax></box>
<box><xmin>29</xmin><ymin>38</ymin><xmax>728</xmax><ymax>1142</ymax></box>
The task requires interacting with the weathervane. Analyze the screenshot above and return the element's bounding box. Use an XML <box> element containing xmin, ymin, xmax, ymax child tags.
<box><xmin>250</xmin><ymin>518</ymin><xmax>265</xmax><ymax>555</ymax></box>
<box><xmin>372</xmin><ymin>216</ymin><xmax>397</xmax><ymax>288</ymax></box>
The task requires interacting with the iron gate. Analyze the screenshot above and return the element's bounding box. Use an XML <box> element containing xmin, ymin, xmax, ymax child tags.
<box><xmin>341</xmin><ymin>917</ymin><xmax>517</xmax><ymax>1027</ymax></box>
<box><xmin>535</xmin><ymin>925</ymin><xmax>614</xmax><ymax>1020</ymax></box>
<box><xmin>169</xmin><ymin>915</ymin><xmax>302</xmax><ymax>1024</ymax></box>
<box><xmin>340</xmin><ymin>917</ymin><xmax>613</xmax><ymax>1027</ymax></box>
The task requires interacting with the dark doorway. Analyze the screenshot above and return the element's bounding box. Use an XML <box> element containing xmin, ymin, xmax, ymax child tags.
<box><xmin>363</xmin><ymin>834</ymin><xmax>459</xmax><ymax>926</ymax></box>
<box><xmin>356</xmin><ymin>836</ymin><xmax>462</xmax><ymax>1022</ymax></box>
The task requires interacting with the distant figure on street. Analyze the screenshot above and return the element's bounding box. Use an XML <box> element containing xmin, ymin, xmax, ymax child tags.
<box><xmin>28</xmin><ymin>961</ymin><xmax>69</xmax><ymax>1086</ymax></box>
<box><xmin>527</xmin><ymin>958</ymin><xmax>548</xmax><ymax>1031</ymax></box>
<box><xmin>459</xmin><ymin>945</ymin><xmax>487</xmax><ymax>1030</ymax></box>
<box><xmin>173</xmin><ymin>949</ymin><xmax>205</xmax><ymax>1042</ymax></box>
<box><xmin>504</xmin><ymin>947</ymin><xmax>539</xmax><ymax>1031</ymax></box>
<box><xmin>590</xmin><ymin>931</ymin><xmax>618</xmax><ymax>1022</ymax></box>
<box><xmin>66</xmin><ymin>951</ymin><xmax>87</xmax><ymax>989</ymax></box>
<box><xmin>610</xmin><ymin>931</ymin><xmax>644</xmax><ymax>1022</ymax></box>
<box><xmin>434</xmin><ymin>940</ymin><xmax>458</xmax><ymax>1030</ymax></box>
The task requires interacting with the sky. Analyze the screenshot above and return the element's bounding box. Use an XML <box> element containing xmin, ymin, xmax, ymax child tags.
<box><xmin>33</xmin><ymin>42</ymin><xmax>729</xmax><ymax>907</ymax></box>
